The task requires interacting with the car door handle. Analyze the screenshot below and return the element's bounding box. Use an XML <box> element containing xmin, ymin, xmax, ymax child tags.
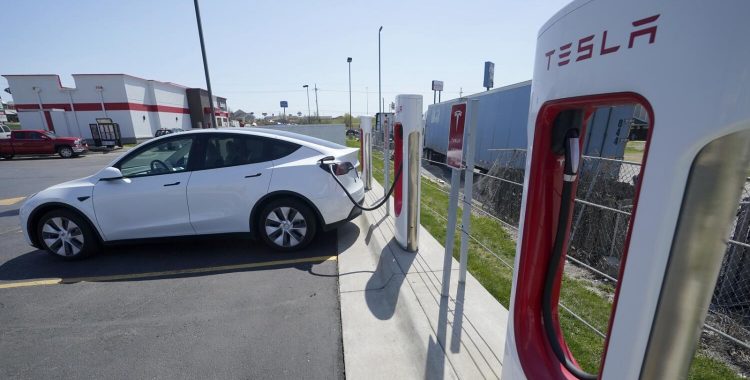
<box><xmin>245</xmin><ymin>173</ymin><xmax>262</xmax><ymax>178</ymax></box>
<box><xmin>163</xmin><ymin>181</ymin><xmax>181</xmax><ymax>187</ymax></box>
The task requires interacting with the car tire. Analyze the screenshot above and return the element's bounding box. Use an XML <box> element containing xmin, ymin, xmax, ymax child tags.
<box><xmin>258</xmin><ymin>198</ymin><xmax>317</xmax><ymax>251</ymax></box>
<box><xmin>1</xmin><ymin>154</ymin><xmax>12</xmax><ymax>160</ymax></box>
<box><xmin>37</xmin><ymin>209</ymin><xmax>99</xmax><ymax>260</ymax></box>
<box><xmin>58</xmin><ymin>146</ymin><xmax>74</xmax><ymax>158</ymax></box>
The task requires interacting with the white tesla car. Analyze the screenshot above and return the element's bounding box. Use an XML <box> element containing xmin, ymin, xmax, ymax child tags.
<box><xmin>19</xmin><ymin>129</ymin><xmax>365</xmax><ymax>259</ymax></box>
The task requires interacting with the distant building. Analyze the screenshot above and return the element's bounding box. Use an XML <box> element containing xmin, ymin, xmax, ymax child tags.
<box><xmin>2</xmin><ymin>73</ymin><xmax>230</xmax><ymax>142</ymax></box>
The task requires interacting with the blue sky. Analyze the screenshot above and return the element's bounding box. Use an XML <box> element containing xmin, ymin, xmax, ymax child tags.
<box><xmin>1</xmin><ymin>0</ymin><xmax>569</xmax><ymax>117</ymax></box>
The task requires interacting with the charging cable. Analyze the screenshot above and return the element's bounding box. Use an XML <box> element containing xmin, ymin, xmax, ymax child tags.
<box><xmin>320</xmin><ymin>156</ymin><xmax>403</xmax><ymax>211</ymax></box>
<box><xmin>541</xmin><ymin>129</ymin><xmax>598</xmax><ymax>380</ymax></box>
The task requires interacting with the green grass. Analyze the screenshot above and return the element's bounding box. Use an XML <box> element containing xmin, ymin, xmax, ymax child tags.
<box><xmin>346</xmin><ymin>138</ymin><xmax>740</xmax><ymax>378</ymax></box>
<box><xmin>624</xmin><ymin>140</ymin><xmax>645</xmax><ymax>163</ymax></box>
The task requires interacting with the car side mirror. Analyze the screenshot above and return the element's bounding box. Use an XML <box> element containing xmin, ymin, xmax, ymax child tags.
<box><xmin>98</xmin><ymin>167</ymin><xmax>123</xmax><ymax>181</ymax></box>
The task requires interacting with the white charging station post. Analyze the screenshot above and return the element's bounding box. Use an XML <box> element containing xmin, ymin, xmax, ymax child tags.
<box><xmin>458</xmin><ymin>99</ymin><xmax>478</xmax><ymax>284</ymax></box>
<box><xmin>441</xmin><ymin>100</ymin><xmax>470</xmax><ymax>297</ymax></box>
<box><xmin>393</xmin><ymin>95</ymin><xmax>422</xmax><ymax>252</ymax></box>
<box><xmin>502</xmin><ymin>1</ymin><xmax>750</xmax><ymax>378</ymax></box>
<box><xmin>359</xmin><ymin>116</ymin><xmax>373</xmax><ymax>190</ymax></box>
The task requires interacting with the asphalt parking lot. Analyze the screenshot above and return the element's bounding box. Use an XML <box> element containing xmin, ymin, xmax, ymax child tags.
<box><xmin>0</xmin><ymin>153</ymin><xmax>345</xmax><ymax>379</ymax></box>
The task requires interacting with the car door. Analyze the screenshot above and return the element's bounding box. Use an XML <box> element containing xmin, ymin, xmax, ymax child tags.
<box><xmin>92</xmin><ymin>135</ymin><xmax>197</xmax><ymax>241</ymax></box>
<box><xmin>186</xmin><ymin>134</ymin><xmax>281</xmax><ymax>234</ymax></box>
<box><xmin>21</xmin><ymin>131</ymin><xmax>50</xmax><ymax>154</ymax></box>
<box><xmin>11</xmin><ymin>131</ymin><xmax>31</xmax><ymax>154</ymax></box>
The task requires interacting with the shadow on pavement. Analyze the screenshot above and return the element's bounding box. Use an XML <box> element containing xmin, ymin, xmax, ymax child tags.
<box><xmin>0</xmin><ymin>229</ymin><xmax>346</xmax><ymax>283</ymax></box>
<box><xmin>364</xmin><ymin>238</ymin><xmax>416</xmax><ymax>320</ymax></box>
<box><xmin>0</xmin><ymin>209</ymin><xmax>19</xmax><ymax>217</ymax></box>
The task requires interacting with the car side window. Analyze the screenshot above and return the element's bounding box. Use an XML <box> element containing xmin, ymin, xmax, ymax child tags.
<box><xmin>267</xmin><ymin>140</ymin><xmax>300</xmax><ymax>160</ymax></box>
<box><xmin>118</xmin><ymin>137</ymin><xmax>193</xmax><ymax>178</ymax></box>
<box><xmin>14</xmin><ymin>131</ymin><xmax>28</xmax><ymax>139</ymax></box>
<box><xmin>203</xmin><ymin>135</ymin><xmax>265</xmax><ymax>169</ymax></box>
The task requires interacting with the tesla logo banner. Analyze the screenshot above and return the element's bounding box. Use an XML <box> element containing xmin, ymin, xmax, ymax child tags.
<box><xmin>447</xmin><ymin>103</ymin><xmax>467</xmax><ymax>169</ymax></box>
<box><xmin>544</xmin><ymin>14</ymin><xmax>660</xmax><ymax>70</ymax></box>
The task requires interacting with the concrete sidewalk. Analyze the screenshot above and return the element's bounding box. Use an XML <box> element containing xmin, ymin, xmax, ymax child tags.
<box><xmin>337</xmin><ymin>179</ymin><xmax>508</xmax><ymax>379</ymax></box>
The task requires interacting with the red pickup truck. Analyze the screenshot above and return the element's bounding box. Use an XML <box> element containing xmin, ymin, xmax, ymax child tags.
<box><xmin>0</xmin><ymin>130</ymin><xmax>88</xmax><ymax>159</ymax></box>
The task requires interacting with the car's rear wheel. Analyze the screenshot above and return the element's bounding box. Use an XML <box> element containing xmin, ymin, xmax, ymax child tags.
<box><xmin>58</xmin><ymin>146</ymin><xmax>74</xmax><ymax>158</ymax></box>
<box><xmin>1</xmin><ymin>154</ymin><xmax>12</xmax><ymax>160</ymax></box>
<box><xmin>37</xmin><ymin>209</ymin><xmax>98</xmax><ymax>260</ymax></box>
<box><xmin>258</xmin><ymin>198</ymin><xmax>317</xmax><ymax>251</ymax></box>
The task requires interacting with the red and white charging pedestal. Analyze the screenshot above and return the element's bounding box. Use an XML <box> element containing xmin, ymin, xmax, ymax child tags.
<box><xmin>359</xmin><ymin>116</ymin><xmax>373</xmax><ymax>191</ymax></box>
<box><xmin>502</xmin><ymin>1</ymin><xmax>750</xmax><ymax>379</ymax></box>
<box><xmin>393</xmin><ymin>94</ymin><xmax>423</xmax><ymax>252</ymax></box>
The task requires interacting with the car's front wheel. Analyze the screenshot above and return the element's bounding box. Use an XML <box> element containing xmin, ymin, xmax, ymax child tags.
<box><xmin>258</xmin><ymin>198</ymin><xmax>317</xmax><ymax>251</ymax></box>
<box><xmin>58</xmin><ymin>146</ymin><xmax>74</xmax><ymax>158</ymax></box>
<box><xmin>37</xmin><ymin>209</ymin><xmax>99</xmax><ymax>260</ymax></box>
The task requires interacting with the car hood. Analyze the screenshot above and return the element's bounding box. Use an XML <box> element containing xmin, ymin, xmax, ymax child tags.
<box><xmin>54</xmin><ymin>137</ymin><xmax>82</xmax><ymax>143</ymax></box>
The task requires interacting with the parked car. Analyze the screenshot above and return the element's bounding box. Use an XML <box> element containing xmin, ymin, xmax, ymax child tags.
<box><xmin>0</xmin><ymin>130</ymin><xmax>87</xmax><ymax>159</ymax></box>
<box><xmin>154</xmin><ymin>128</ymin><xmax>184</xmax><ymax>137</ymax></box>
<box><xmin>20</xmin><ymin>129</ymin><xmax>364</xmax><ymax>259</ymax></box>
<box><xmin>0</xmin><ymin>124</ymin><xmax>11</xmax><ymax>139</ymax></box>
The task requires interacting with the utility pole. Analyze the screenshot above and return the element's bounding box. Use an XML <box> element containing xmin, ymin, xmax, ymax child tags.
<box><xmin>314</xmin><ymin>84</ymin><xmax>320</xmax><ymax>122</ymax></box>
<box><xmin>193</xmin><ymin>0</ymin><xmax>217</xmax><ymax>129</ymax></box>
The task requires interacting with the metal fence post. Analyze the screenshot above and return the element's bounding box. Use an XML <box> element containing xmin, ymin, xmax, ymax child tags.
<box><xmin>442</xmin><ymin>168</ymin><xmax>461</xmax><ymax>297</ymax></box>
<box><xmin>459</xmin><ymin>99</ymin><xmax>479</xmax><ymax>283</ymax></box>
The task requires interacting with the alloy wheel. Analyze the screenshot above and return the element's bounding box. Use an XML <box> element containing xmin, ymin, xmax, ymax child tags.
<box><xmin>42</xmin><ymin>217</ymin><xmax>84</xmax><ymax>257</ymax></box>
<box><xmin>59</xmin><ymin>147</ymin><xmax>73</xmax><ymax>158</ymax></box>
<box><xmin>264</xmin><ymin>206</ymin><xmax>308</xmax><ymax>248</ymax></box>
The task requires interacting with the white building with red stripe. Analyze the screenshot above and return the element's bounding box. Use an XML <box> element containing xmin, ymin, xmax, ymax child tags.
<box><xmin>2</xmin><ymin>74</ymin><xmax>230</xmax><ymax>143</ymax></box>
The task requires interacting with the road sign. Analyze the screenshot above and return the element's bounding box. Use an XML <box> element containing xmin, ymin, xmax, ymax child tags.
<box><xmin>447</xmin><ymin>103</ymin><xmax>467</xmax><ymax>169</ymax></box>
<box><xmin>431</xmin><ymin>80</ymin><xmax>444</xmax><ymax>91</ymax></box>
<box><xmin>280</xmin><ymin>101</ymin><xmax>288</xmax><ymax>108</ymax></box>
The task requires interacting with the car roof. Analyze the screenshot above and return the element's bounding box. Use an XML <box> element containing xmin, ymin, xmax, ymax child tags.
<box><xmin>154</xmin><ymin>128</ymin><xmax>348</xmax><ymax>154</ymax></box>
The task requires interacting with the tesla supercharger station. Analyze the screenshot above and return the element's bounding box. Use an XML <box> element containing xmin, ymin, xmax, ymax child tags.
<box><xmin>359</xmin><ymin>116</ymin><xmax>373</xmax><ymax>190</ymax></box>
<box><xmin>394</xmin><ymin>94</ymin><xmax>423</xmax><ymax>252</ymax></box>
<box><xmin>503</xmin><ymin>1</ymin><xmax>750</xmax><ymax>379</ymax></box>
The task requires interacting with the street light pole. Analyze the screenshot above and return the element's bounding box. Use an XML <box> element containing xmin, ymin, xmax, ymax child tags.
<box><xmin>347</xmin><ymin>57</ymin><xmax>353</xmax><ymax>129</ymax></box>
<box><xmin>314</xmin><ymin>84</ymin><xmax>320</xmax><ymax>122</ymax></box>
<box><xmin>193</xmin><ymin>0</ymin><xmax>217</xmax><ymax>129</ymax></box>
<box><xmin>378</xmin><ymin>26</ymin><xmax>383</xmax><ymax>114</ymax></box>
<box><xmin>303</xmin><ymin>84</ymin><xmax>311</xmax><ymax>124</ymax></box>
